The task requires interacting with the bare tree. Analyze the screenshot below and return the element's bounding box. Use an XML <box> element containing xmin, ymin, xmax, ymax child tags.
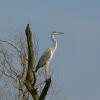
<box><xmin>0</xmin><ymin>24</ymin><xmax>51</xmax><ymax>100</ymax></box>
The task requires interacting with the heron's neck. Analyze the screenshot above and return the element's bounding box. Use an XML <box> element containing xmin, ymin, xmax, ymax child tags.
<box><xmin>51</xmin><ymin>34</ymin><xmax>57</xmax><ymax>51</ymax></box>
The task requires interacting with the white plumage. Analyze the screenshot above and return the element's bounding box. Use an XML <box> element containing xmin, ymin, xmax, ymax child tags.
<box><xmin>35</xmin><ymin>31</ymin><xmax>64</xmax><ymax>79</ymax></box>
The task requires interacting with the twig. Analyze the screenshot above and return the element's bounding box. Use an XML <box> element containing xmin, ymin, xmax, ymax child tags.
<box><xmin>0</xmin><ymin>40</ymin><xmax>20</xmax><ymax>52</ymax></box>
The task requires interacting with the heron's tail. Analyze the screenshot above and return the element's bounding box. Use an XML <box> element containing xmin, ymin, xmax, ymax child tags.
<box><xmin>35</xmin><ymin>67</ymin><xmax>38</xmax><ymax>72</ymax></box>
<box><xmin>35</xmin><ymin>64</ymin><xmax>40</xmax><ymax>72</ymax></box>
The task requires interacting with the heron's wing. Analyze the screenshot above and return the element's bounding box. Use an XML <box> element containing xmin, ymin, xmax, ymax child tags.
<box><xmin>38</xmin><ymin>48</ymin><xmax>52</xmax><ymax>66</ymax></box>
<box><xmin>35</xmin><ymin>48</ymin><xmax>52</xmax><ymax>71</ymax></box>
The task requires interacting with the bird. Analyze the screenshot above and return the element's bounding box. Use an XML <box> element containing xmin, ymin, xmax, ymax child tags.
<box><xmin>35</xmin><ymin>31</ymin><xmax>64</xmax><ymax>79</ymax></box>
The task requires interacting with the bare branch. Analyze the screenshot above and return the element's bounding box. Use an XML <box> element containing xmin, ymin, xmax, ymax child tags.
<box><xmin>2</xmin><ymin>48</ymin><xmax>17</xmax><ymax>77</ymax></box>
<box><xmin>25</xmin><ymin>24</ymin><xmax>39</xmax><ymax>100</ymax></box>
<box><xmin>0</xmin><ymin>40</ymin><xmax>20</xmax><ymax>52</ymax></box>
<box><xmin>39</xmin><ymin>77</ymin><xmax>51</xmax><ymax>100</ymax></box>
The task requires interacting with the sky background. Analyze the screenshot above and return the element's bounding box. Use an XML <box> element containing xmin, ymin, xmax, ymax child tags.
<box><xmin>0</xmin><ymin>0</ymin><xmax>100</xmax><ymax>100</ymax></box>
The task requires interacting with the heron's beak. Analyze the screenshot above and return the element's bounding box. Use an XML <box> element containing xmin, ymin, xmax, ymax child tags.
<box><xmin>57</xmin><ymin>32</ymin><xmax>64</xmax><ymax>35</ymax></box>
<box><xmin>52</xmin><ymin>32</ymin><xmax>64</xmax><ymax>35</ymax></box>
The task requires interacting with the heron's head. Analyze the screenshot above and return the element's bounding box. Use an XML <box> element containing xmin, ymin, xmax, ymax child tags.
<box><xmin>52</xmin><ymin>31</ymin><xmax>64</xmax><ymax>35</ymax></box>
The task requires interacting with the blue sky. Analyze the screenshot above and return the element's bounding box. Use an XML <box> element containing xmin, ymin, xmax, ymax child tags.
<box><xmin>0</xmin><ymin>0</ymin><xmax>100</xmax><ymax>100</ymax></box>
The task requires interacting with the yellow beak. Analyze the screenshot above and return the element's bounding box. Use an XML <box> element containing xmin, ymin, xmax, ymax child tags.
<box><xmin>52</xmin><ymin>31</ymin><xmax>64</xmax><ymax>35</ymax></box>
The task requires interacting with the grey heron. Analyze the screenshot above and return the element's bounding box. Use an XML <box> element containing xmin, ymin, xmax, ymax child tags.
<box><xmin>35</xmin><ymin>31</ymin><xmax>64</xmax><ymax>78</ymax></box>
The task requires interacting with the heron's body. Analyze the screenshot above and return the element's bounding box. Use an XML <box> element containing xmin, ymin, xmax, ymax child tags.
<box><xmin>35</xmin><ymin>31</ymin><xmax>64</xmax><ymax>79</ymax></box>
